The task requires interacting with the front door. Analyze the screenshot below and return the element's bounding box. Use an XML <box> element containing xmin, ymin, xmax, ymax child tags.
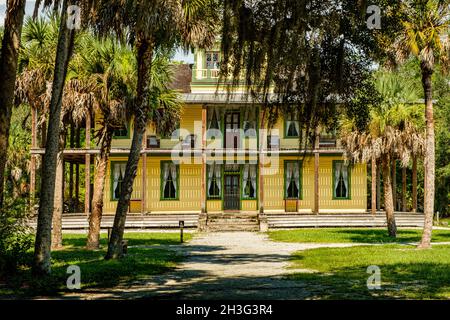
<box><xmin>225</xmin><ymin>112</ymin><xmax>240</xmax><ymax>149</ymax></box>
<box><xmin>224</xmin><ymin>174</ymin><xmax>240</xmax><ymax>211</ymax></box>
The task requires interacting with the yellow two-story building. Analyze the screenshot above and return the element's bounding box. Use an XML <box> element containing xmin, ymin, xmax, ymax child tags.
<box><xmin>100</xmin><ymin>47</ymin><xmax>367</xmax><ymax>218</ymax></box>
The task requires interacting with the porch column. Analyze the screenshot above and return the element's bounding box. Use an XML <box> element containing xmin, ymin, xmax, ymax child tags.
<box><xmin>258</xmin><ymin>110</ymin><xmax>266</xmax><ymax>214</ymax></box>
<box><xmin>258</xmin><ymin>109</ymin><xmax>268</xmax><ymax>232</ymax></box>
<box><xmin>141</xmin><ymin>131</ymin><xmax>147</xmax><ymax>214</ymax></box>
<box><xmin>84</xmin><ymin>112</ymin><xmax>91</xmax><ymax>216</ymax></box>
<box><xmin>313</xmin><ymin>128</ymin><xmax>320</xmax><ymax>215</ymax></box>
<box><xmin>371</xmin><ymin>157</ymin><xmax>377</xmax><ymax>215</ymax></box>
<box><xmin>30</xmin><ymin>107</ymin><xmax>37</xmax><ymax>201</ymax></box>
<box><xmin>201</xmin><ymin>105</ymin><xmax>207</xmax><ymax>214</ymax></box>
<box><xmin>197</xmin><ymin>105</ymin><xmax>208</xmax><ymax>231</ymax></box>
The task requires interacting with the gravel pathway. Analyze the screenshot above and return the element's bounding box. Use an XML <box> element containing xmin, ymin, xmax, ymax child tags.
<box><xmin>59</xmin><ymin>232</ymin><xmax>374</xmax><ymax>300</ymax></box>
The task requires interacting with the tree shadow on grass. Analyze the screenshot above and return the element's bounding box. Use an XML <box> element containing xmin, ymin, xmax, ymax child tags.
<box><xmin>62</xmin><ymin>233</ymin><xmax>190</xmax><ymax>248</ymax></box>
<box><xmin>333</xmin><ymin>229</ymin><xmax>420</xmax><ymax>243</ymax></box>
<box><xmin>286</xmin><ymin>245</ymin><xmax>450</xmax><ymax>299</ymax></box>
<box><xmin>332</xmin><ymin>229</ymin><xmax>450</xmax><ymax>243</ymax></box>
<box><xmin>286</xmin><ymin>260</ymin><xmax>450</xmax><ymax>299</ymax></box>
<box><xmin>59</xmin><ymin>258</ymin><xmax>450</xmax><ymax>300</ymax></box>
<box><xmin>2</xmin><ymin>239</ymin><xmax>205</xmax><ymax>298</ymax></box>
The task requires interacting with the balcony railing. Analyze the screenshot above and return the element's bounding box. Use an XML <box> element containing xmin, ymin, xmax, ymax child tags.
<box><xmin>195</xmin><ymin>68</ymin><xmax>220</xmax><ymax>80</ymax></box>
<box><xmin>194</xmin><ymin>69</ymin><xmax>247</xmax><ymax>81</ymax></box>
<box><xmin>319</xmin><ymin>134</ymin><xmax>337</xmax><ymax>148</ymax></box>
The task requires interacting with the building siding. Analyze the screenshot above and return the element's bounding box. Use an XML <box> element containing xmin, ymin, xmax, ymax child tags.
<box><xmin>103</xmin><ymin>155</ymin><xmax>367</xmax><ymax>214</ymax></box>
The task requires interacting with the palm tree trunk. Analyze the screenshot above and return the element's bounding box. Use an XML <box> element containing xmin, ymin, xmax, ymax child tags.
<box><xmin>32</xmin><ymin>0</ymin><xmax>76</xmax><ymax>275</ymax></box>
<box><xmin>371</xmin><ymin>157</ymin><xmax>377</xmax><ymax>215</ymax></box>
<box><xmin>51</xmin><ymin>151</ymin><xmax>64</xmax><ymax>249</ymax></box>
<box><xmin>376</xmin><ymin>163</ymin><xmax>381</xmax><ymax>210</ymax></box>
<box><xmin>105</xmin><ymin>37</ymin><xmax>154</xmax><ymax>260</ymax></box>
<box><xmin>412</xmin><ymin>155</ymin><xmax>417</xmax><ymax>212</ymax></box>
<box><xmin>382</xmin><ymin>156</ymin><xmax>397</xmax><ymax>237</ymax></box>
<box><xmin>402</xmin><ymin>166</ymin><xmax>407</xmax><ymax>212</ymax></box>
<box><xmin>87</xmin><ymin>132</ymin><xmax>113</xmax><ymax>250</ymax></box>
<box><xmin>418</xmin><ymin>64</ymin><xmax>435</xmax><ymax>249</ymax></box>
<box><xmin>0</xmin><ymin>0</ymin><xmax>26</xmax><ymax>207</ymax></box>
<box><xmin>52</xmin><ymin>132</ymin><xmax>66</xmax><ymax>249</ymax></box>
<box><xmin>40</xmin><ymin>118</ymin><xmax>47</xmax><ymax>147</ymax></box>
<box><xmin>392</xmin><ymin>160</ymin><xmax>397</xmax><ymax>211</ymax></box>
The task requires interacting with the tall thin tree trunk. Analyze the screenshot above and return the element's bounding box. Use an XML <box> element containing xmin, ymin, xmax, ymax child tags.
<box><xmin>51</xmin><ymin>151</ymin><xmax>64</xmax><ymax>249</ymax></box>
<box><xmin>33</xmin><ymin>0</ymin><xmax>77</xmax><ymax>275</ymax></box>
<box><xmin>392</xmin><ymin>160</ymin><xmax>397</xmax><ymax>211</ymax></box>
<box><xmin>402</xmin><ymin>166</ymin><xmax>407</xmax><ymax>212</ymax></box>
<box><xmin>371</xmin><ymin>157</ymin><xmax>377</xmax><ymax>215</ymax></box>
<box><xmin>412</xmin><ymin>155</ymin><xmax>418</xmax><ymax>212</ymax></box>
<box><xmin>382</xmin><ymin>156</ymin><xmax>397</xmax><ymax>237</ymax></box>
<box><xmin>418</xmin><ymin>64</ymin><xmax>435</xmax><ymax>249</ymax></box>
<box><xmin>376</xmin><ymin>163</ymin><xmax>381</xmax><ymax>210</ymax></box>
<box><xmin>87</xmin><ymin>132</ymin><xmax>113</xmax><ymax>250</ymax></box>
<box><xmin>75</xmin><ymin>126</ymin><xmax>80</xmax><ymax>211</ymax></box>
<box><xmin>69</xmin><ymin>124</ymin><xmax>74</xmax><ymax>211</ymax></box>
<box><xmin>0</xmin><ymin>0</ymin><xmax>26</xmax><ymax>207</ymax></box>
<box><xmin>105</xmin><ymin>37</ymin><xmax>154</xmax><ymax>260</ymax></box>
<box><xmin>40</xmin><ymin>119</ymin><xmax>47</xmax><ymax>148</ymax></box>
<box><xmin>52</xmin><ymin>132</ymin><xmax>66</xmax><ymax>249</ymax></box>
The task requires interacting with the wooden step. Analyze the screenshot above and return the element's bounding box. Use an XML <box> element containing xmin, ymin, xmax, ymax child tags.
<box><xmin>205</xmin><ymin>213</ymin><xmax>260</xmax><ymax>232</ymax></box>
<box><xmin>207</xmin><ymin>218</ymin><xmax>258</xmax><ymax>224</ymax></box>
<box><xmin>207</xmin><ymin>224</ymin><xmax>260</xmax><ymax>232</ymax></box>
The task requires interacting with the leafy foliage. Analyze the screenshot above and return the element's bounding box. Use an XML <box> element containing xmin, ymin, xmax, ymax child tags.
<box><xmin>435</xmin><ymin>93</ymin><xmax>450</xmax><ymax>216</ymax></box>
<box><xmin>5</xmin><ymin>104</ymin><xmax>32</xmax><ymax>200</ymax></box>
<box><xmin>220</xmin><ymin>0</ymin><xmax>403</xmax><ymax>144</ymax></box>
<box><xmin>0</xmin><ymin>199</ymin><xmax>33</xmax><ymax>276</ymax></box>
<box><xmin>340</xmin><ymin>69</ymin><xmax>425</xmax><ymax>167</ymax></box>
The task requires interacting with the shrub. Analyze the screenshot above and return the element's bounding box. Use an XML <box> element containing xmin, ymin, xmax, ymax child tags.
<box><xmin>0</xmin><ymin>198</ymin><xmax>34</xmax><ymax>277</ymax></box>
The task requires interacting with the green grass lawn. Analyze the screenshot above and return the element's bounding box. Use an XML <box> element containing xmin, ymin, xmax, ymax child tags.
<box><xmin>268</xmin><ymin>228</ymin><xmax>450</xmax><ymax>244</ymax></box>
<box><xmin>435</xmin><ymin>217</ymin><xmax>450</xmax><ymax>227</ymax></box>
<box><xmin>1</xmin><ymin>232</ymin><xmax>192</xmax><ymax>298</ymax></box>
<box><xmin>288</xmin><ymin>245</ymin><xmax>450</xmax><ymax>299</ymax></box>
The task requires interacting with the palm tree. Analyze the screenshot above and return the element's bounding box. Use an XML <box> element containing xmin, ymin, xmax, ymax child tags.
<box><xmin>48</xmin><ymin>77</ymin><xmax>99</xmax><ymax>249</ymax></box>
<box><xmin>340</xmin><ymin>72</ymin><xmax>425</xmax><ymax>238</ymax></box>
<box><xmin>0</xmin><ymin>0</ymin><xmax>26</xmax><ymax>207</ymax></box>
<box><xmin>17</xmin><ymin>16</ymin><xmax>62</xmax><ymax>157</ymax></box>
<box><xmin>84</xmin><ymin>0</ymin><xmax>217</xmax><ymax>259</ymax></box>
<box><xmin>392</xmin><ymin>0</ymin><xmax>450</xmax><ymax>248</ymax></box>
<box><xmin>375</xmin><ymin>69</ymin><xmax>424</xmax><ymax>212</ymax></box>
<box><xmin>72</xmin><ymin>36</ymin><xmax>182</xmax><ymax>250</ymax></box>
<box><xmin>75</xmin><ymin>37</ymin><xmax>136</xmax><ymax>250</ymax></box>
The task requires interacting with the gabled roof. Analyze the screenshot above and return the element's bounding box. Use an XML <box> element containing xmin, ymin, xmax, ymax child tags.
<box><xmin>168</xmin><ymin>64</ymin><xmax>193</xmax><ymax>93</ymax></box>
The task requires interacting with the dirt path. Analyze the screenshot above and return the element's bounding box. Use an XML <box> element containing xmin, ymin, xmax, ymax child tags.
<box><xmin>61</xmin><ymin>232</ymin><xmax>379</xmax><ymax>300</ymax></box>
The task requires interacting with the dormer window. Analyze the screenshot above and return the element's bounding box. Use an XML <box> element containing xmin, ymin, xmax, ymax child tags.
<box><xmin>206</xmin><ymin>51</ymin><xmax>220</xmax><ymax>69</ymax></box>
